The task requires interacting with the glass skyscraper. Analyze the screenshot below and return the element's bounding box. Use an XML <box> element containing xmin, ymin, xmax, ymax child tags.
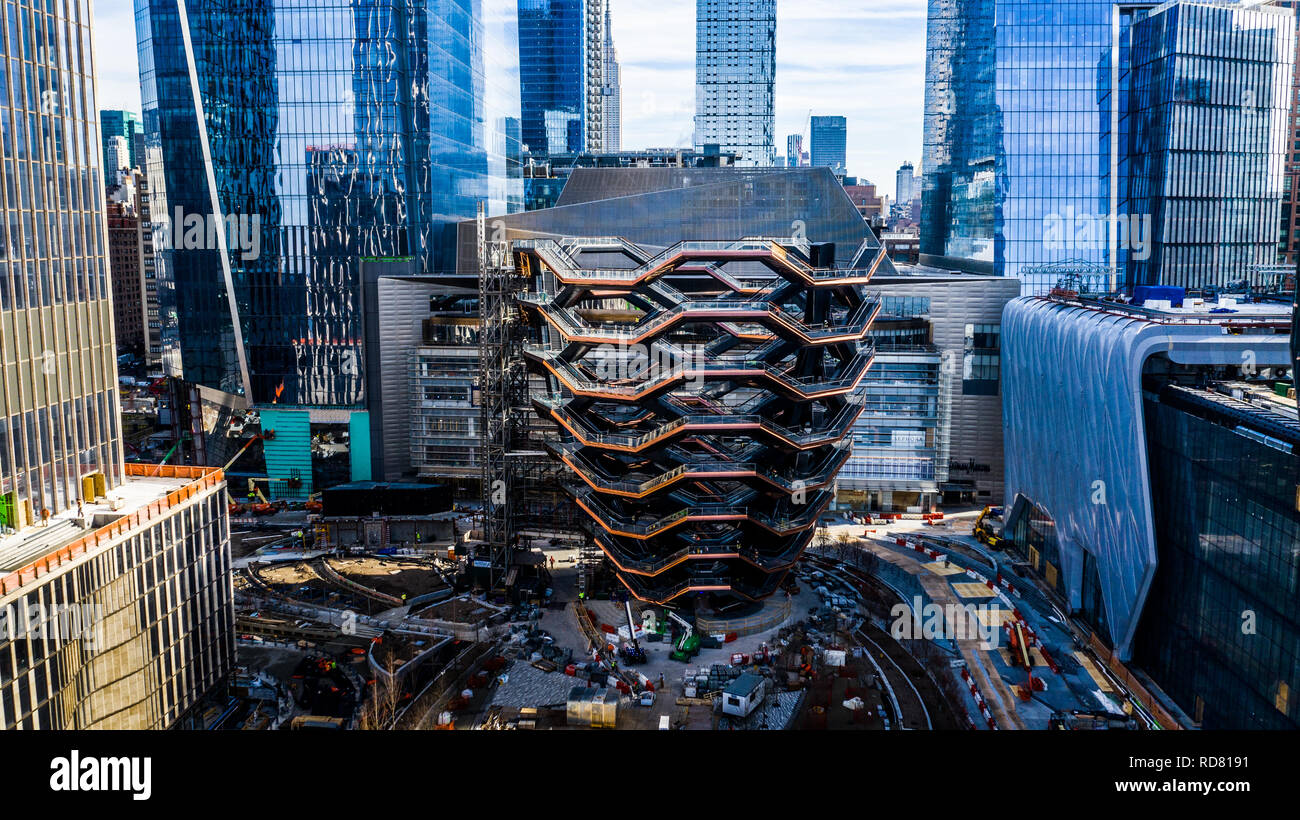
<box><xmin>810</xmin><ymin>115</ymin><xmax>847</xmax><ymax>176</ymax></box>
<box><xmin>923</xmin><ymin>0</ymin><xmax>1298</xmax><ymax>293</ymax></box>
<box><xmin>518</xmin><ymin>0</ymin><xmax>607</xmax><ymax>157</ymax></box>
<box><xmin>1135</xmin><ymin>384</ymin><xmax>1300</xmax><ymax>730</ymax></box>
<box><xmin>0</xmin><ymin>0</ymin><xmax>123</xmax><ymax>525</ymax></box>
<box><xmin>99</xmin><ymin>109</ymin><xmax>141</xmax><ymax>185</ymax></box>
<box><xmin>695</xmin><ymin>0</ymin><xmax>776</xmax><ymax>167</ymax></box>
<box><xmin>519</xmin><ymin>0</ymin><xmax>584</xmax><ymax>156</ymax></box>
<box><xmin>1121</xmin><ymin>2</ymin><xmax>1293</xmax><ymax>289</ymax></box>
<box><xmin>135</xmin><ymin>0</ymin><xmax>524</xmax><ymax>409</ymax></box>
<box><xmin>0</xmin><ymin>0</ymin><xmax>234</xmax><ymax>729</ymax></box>
<box><xmin>920</xmin><ymin>0</ymin><xmax>999</xmax><ymax>273</ymax></box>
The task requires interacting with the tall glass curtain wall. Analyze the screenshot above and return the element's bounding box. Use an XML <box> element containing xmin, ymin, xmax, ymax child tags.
<box><xmin>136</xmin><ymin>0</ymin><xmax>522</xmax><ymax>407</ymax></box>
<box><xmin>1137</xmin><ymin>396</ymin><xmax>1300</xmax><ymax>730</ymax></box>
<box><xmin>0</xmin><ymin>0</ymin><xmax>125</xmax><ymax>520</ymax></box>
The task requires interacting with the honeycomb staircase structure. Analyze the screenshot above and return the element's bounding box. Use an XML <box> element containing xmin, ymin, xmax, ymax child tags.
<box><xmin>517</xmin><ymin>237</ymin><xmax>879</xmax><ymax>605</ymax></box>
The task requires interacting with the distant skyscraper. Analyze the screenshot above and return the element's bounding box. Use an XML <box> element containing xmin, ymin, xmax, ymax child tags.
<box><xmin>1</xmin><ymin>0</ymin><xmax>233</xmax><ymax>729</ymax></box>
<box><xmin>601</xmin><ymin>2</ymin><xmax>622</xmax><ymax>151</ymax></box>
<box><xmin>520</xmin><ymin>0</ymin><xmax>607</xmax><ymax>155</ymax></box>
<box><xmin>137</xmin><ymin>0</ymin><xmax>523</xmax><ymax>492</ymax></box>
<box><xmin>519</xmin><ymin>1</ymin><xmax>585</xmax><ymax>156</ymax></box>
<box><xmin>896</xmin><ymin>161</ymin><xmax>916</xmax><ymax>205</ymax></box>
<box><xmin>810</xmin><ymin>116</ymin><xmax>847</xmax><ymax>175</ymax></box>
<box><xmin>99</xmin><ymin>110</ymin><xmax>141</xmax><ymax>185</ymax></box>
<box><xmin>786</xmin><ymin>133</ymin><xmax>804</xmax><ymax>168</ymax></box>
<box><xmin>107</xmin><ymin>170</ymin><xmax>160</xmax><ymax>366</ymax></box>
<box><xmin>104</xmin><ymin>135</ymin><xmax>132</xmax><ymax>182</ymax></box>
<box><xmin>695</xmin><ymin>0</ymin><xmax>776</xmax><ymax>167</ymax></box>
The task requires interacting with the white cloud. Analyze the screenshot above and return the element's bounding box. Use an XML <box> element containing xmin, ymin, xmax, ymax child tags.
<box><xmin>93</xmin><ymin>0</ymin><xmax>142</xmax><ymax>113</ymax></box>
<box><xmin>90</xmin><ymin>0</ymin><xmax>926</xmax><ymax>199</ymax></box>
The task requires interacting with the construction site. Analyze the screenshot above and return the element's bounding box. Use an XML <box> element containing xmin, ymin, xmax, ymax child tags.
<box><xmin>190</xmin><ymin>228</ymin><xmax>1192</xmax><ymax>732</ymax></box>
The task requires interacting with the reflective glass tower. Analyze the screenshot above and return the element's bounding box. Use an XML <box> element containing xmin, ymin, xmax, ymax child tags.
<box><xmin>0</xmin><ymin>0</ymin><xmax>124</xmax><ymax>525</ymax></box>
<box><xmin>518</xmin><ymin>0</ymin><xmax>606</xmax><ymax>156</ymax></box>
<box><xmin>920</xmin><ymin>0</ymin><xmax>999</xmax><ymax>274</ymax></box>
<box><xmin>695</xmin><ymin>0</ymin><xmax>776</xmax><ymax>167</ymax></box>
<box><xmin>810</xmin><ymin>116</ymin><xmax>847</xmax><ymax>176</ymax></box>
<box><xmin>519</xmin><ymin>0</ymin><xmax>585</xmax><ymax>156</ymax></box>
<box><xmin>1122</xmin><ymin>2</ymin><xmax>1293</xmax><ymax>290</ymax></box>
<box><xmin>135</xmin><ymin>0</ymin><xmax>524</xmax><ymax>407</ymax></box>
<box><xmin>923</xmin><ymin>0</ymin><xmax>1295</xmax><ymax>293</ymax></box>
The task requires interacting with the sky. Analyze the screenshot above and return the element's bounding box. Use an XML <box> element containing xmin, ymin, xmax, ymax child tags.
<box><xmin>93</xmin><ymin>0</ymin><xmax>926</xmax><ymax>200</ymax></box>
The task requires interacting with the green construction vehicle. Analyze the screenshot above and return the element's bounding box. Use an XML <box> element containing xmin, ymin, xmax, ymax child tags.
<box><xmin>666</xmin><ymin>609</ymin><xmax>700</xmax><ymax>662</ymax></box>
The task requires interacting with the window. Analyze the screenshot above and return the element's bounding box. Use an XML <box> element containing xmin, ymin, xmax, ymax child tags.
<box><xmin>962</xmin><ymin>322</ymin><xmax>1000</xmax><ymax>395</ymax></box>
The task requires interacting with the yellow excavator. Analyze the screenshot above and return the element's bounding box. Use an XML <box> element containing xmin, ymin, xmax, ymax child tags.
<box><xmin>974</xmin><ymin>506</ymin><xmax>1004</xmax><ymax>549</ymax></box>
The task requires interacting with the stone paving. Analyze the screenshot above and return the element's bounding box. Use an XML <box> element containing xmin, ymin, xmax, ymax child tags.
<box><xmin>726</xmin><ymin>690</ymin><xmax>805</xmax><ymax>730</ymax></box>
<box><xmin>488</xmin><ymin>660</ymin><xmax>582</xmax><ymax>708</ymax></box>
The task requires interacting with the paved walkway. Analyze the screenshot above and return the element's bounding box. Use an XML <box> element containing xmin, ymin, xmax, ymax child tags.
<box><xmin>851</xmin><ymin>536</ymin><xmax>1027</xmax><ymax>730</ymax></box>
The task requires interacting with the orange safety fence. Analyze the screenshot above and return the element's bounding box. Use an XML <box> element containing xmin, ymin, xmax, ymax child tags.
<box><xmin>1087</xmin><ymin>632</ymin><xmax>1183</xmax><ymax>730</ymax></box>
<box><xmin>0</xmin><ymin>464</ymin><xmax>224</xmax><ymax>598</ymax></box>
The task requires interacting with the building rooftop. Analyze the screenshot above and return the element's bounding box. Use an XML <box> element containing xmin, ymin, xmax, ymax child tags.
<box><xmin>0</xmin><ymin>465</ymin><xmax>223</xmax><ymax>587</ymax></box>
<box><xmin>725</xmin><ymin>673</ymin><xmax>766</xmax><ymax>698</ymax></box>
<box><xmin>1057</xmin><ymin>292</ymin><xmax>1293</xmax><ymax>324</ymax></box>
<box><xmin>1162</xmin><ymin>381</ymin><xmax>1299</xmax><ymax>446</ymax></box>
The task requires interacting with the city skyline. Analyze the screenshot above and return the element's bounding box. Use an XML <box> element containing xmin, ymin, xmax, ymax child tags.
<box><xmin>92</xmin><ymin>0</ymin><xmax>926</xmax><ymax>199</ymax></box>
<box><xmin>8</xmin><ymin>0</ymin><xmax>1289</xmax><ymax>746</ymax></box>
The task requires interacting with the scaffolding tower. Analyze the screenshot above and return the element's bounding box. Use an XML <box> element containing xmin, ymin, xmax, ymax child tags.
<box><xmin>476</xmin><ymin>208</ymin><xmax>587</xmax><ymax>591</ymax></box>
<box><xmin>477</xmin><ymin>207</ymin><xmax>527</xmax><ymax>590</ymax></box>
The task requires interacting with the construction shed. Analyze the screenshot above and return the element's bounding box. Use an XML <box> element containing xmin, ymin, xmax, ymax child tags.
<box><xmin>722</xmin><ymin>673</ymin><xmax>768</xmax><ymax>719</ymax></box>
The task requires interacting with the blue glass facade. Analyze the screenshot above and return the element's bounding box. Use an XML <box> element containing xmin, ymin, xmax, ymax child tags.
<box><xmin>518</xmin><ymin>0</ymin><xmax>585</xmax><ymax>156</ymax></box>
<box><xmin>995</xmin><ymin>0</ymin><xmax>1114</xmax><ymax>290</ymax></box>
<box><xmin>135</xmin><ymin>0</ymin><xmax>523</xmax><ymax>407</ymax></box>
<box><xmin>1121</xmin><ymin>2</ymin><xmax>1293</xmax><ymax>290</ymax></box>
<box><xmin>99</xmin><ymin>109</ymin><xmax>141</xmax><ymax>184</ymax></box>
<box><xmin>809</xmin><ymin>115</ymin><xmax>846</xmax><ymax>175</ymax></box>
<box><xmin>921</xmin><ymin>0</ymin><xmax>998</xmax><ymax>273</ymax></box>
<box><xmin>923</xmin><ymin>1</ymin><xmax>1293</xmax><ymax>293</ymax></box>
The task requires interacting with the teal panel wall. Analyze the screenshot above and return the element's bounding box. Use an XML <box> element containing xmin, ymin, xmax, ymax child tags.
<box><xmin>258</xmin><ymin>408</ymin><xmax>312</xmax><ymax>498</ymax></box>
<box><xmin>349</xmin><ymin>412</ymin><xmax>371</xmax><ymax>481</ymax></box>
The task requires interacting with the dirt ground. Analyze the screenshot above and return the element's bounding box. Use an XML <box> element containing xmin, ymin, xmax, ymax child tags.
<box><xmin>259</xmin><ymin>562</ymin><xmax>319</xmax><ymax>587</ymax></box>
<box><xmin>327</xmin><ymin>557</ymin><xmax>448</xmax><ymax>599</ymax></box>
<box><xmin>413</xmin><ymin>595</ymin><xmax>497</xmax><ymax>624</ymax></box>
